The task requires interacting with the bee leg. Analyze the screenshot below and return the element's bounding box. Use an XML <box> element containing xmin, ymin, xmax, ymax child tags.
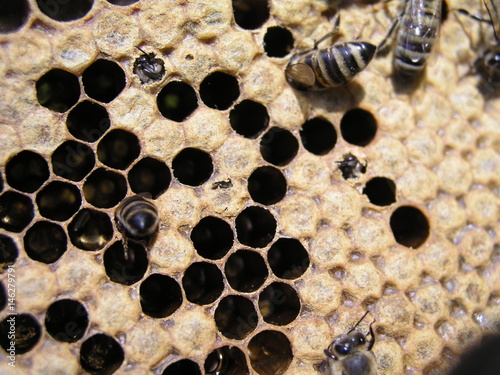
<box><xmin>377</xmin><ymin>14</ymin><xmax>401</xmax><ymax>54</ymax></box>
<box><xmin>314</xmin><ymin>13</ymin><xmax>341</xmax><ymax>49</ymax></box>
<box><xmin>324</xmin><ymin>349</ymin><xmax>338</xmax><ymax>361</ymax></box>
<box><xmin>456</xmin><ymin>8</ymin><xmax>492</xmax><ymax>24</ymax></box>
<box><xmin>367</xmin><ymin>319</ymin><xmax>376</xmax><ymax>351</ymax></box>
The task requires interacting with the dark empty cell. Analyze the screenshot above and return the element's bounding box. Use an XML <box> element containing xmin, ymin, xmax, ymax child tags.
<box><xmin>80</xmin><ymin>333</ymin><xmax>124</xmax><ymax>375</ymax></box>
<box><xmin>214</xmin><ymin>295</ymin><xmax>257</xmax><ymax>340</ymax></box>
<box><xmin>36</xmin><ymin>181</ymin><xmax>81</xmax><ymax>221</ymax></box>
<box><xmin>36</xmin><ymin>0</ymin><xmax>92</xmax><ymax>22</ymax></box>
<box><xmin>190</xmin><ymin>216</ymin><xmax>233</xmax><ymax>260</ymax></box>
<box><xmin>263</xmin><ymin>26</ymin><xmax>294</xmax><ymax>58</ymax></box>
<box><xmin>448</xmin><ymin>334</ymin><xmax>500</xmax><ymax>375</ymax></box>
<box><xmin>0</xmin><ymin>171</ymin><xmax>3</xmax><ymax>192</ymax></box>
<box><xmin>82</xmin><ymin>59</ymin><xmax>126</xmax><ymax>103</ymax></box>
<box><xmin>235</xmin><ymin>206</ymin><xmax>276</xmax><ymax>248</ymax></box>
<box><xmin>24</xmin><ymin>221</ymin><xmax>67</xmax><ymax>263</ymax></box>
<box><xmin>97</xmin><ymin>129</ymin><xmax>140</xmax><ymax>170</ymax></box>
<box><xmin>0</xmin><ymin>282</ymin><xmax>5</xmax><ymax>311</ymax></box>
<box><xmin>5</xmin><ymin>150</ymin><xmax>50</xmax><ymax>193</ymax></box>
<box><xmin>390</xmin><ymin>205</ymin><xmax>429</xmax><ymax>248</ymax></box>
<box><xmin>83</xmin><ymin>168</ymin><xmax>127</xmax><ymax>208</ymax></box>
<box><xmin>157</xmin><ymin>81</ymin><xmax>198</xmax><ymax>122</ymax></box>
<box><xmin>232</xmin><ymin>0</ymin><xmax>269</xmax><ymax>30</ymax></box>
<box><xmin>182</xmin><ymin>262</ymin><xmax>224</xmax><ymax>305</ymax></box>
<box><xmin>0</xmin><ymin>0</ymin><xmax>30</xmax><ymax>33</ymax></box>
<box><xmin>230</xmin><ymin>99</ymin><xmax>269</xmax><ymax>138</ymax></box>
<box><xmin>68</xmin><ymin>209</ymin><xmax>113</xmax><ymax>251</ymax></box>
<box><xmin>140</xmin><ymin>274</ymin><xmax>183</xmax><ymax>318</ymax></box>
<box><xmin>36</xmin><ymin>69</ymin><xmax>80</xmax><ymax>113</ymax></box>
<box><xmin>258</xmin><ymin>282</ymin><xmax>300</xmax><ymax>326</ymax></box>
<box><xmin>363</xmin><ymin>177</ymin><xmax>396</xmax><ymax>206</ymax></box>
<box><xmin>103</xmin><ymin>241</ymin><xmax>148</xmax><ymax>285</ymax></box>
<box><xmin>172</xmin><ymin>148</ymin><xmax>213</xmax><ymax>186</ymax></box>
<box><xmin>248</xmin><ymin>166</ymin><xmax>287</xmax><ymax>205</ymax></box>
<box><xmin>0</xmin><ymin>314</ymin><xmax>41</xmax><ymax>355</ymax></box>
<box><xmin>0</xmin><ymin>191</ymin><xmax>34</xmax><ymax>232</ymax></box>
<box><xmin>268</xmin><ymin>238</ymin><xmax>309</xmax><ymax>279</ymax></box>
<box><xmin>260</xmin><ymin>127</ymin><xmax>299</xmax><ymax>166</ymax></box>
<box><xmin>441</xmin><ymin>0</ymin><xmax>448</xmax><ymax>23</ymax></box>
<box><xmin>106</xmin><ymin>0</ymin><xmax>139</xmax><ymax>5</ymax></box>
<box><xmin>0</xmin><ymin>234</ymin><xmax>18</xmax><ymax>267</ymax></box>
<box><xmin>66</xmin><ymin>100</ymin><xmax>110</xmax><ymax>143</ymax></box>
<box><xmin>225</xmin><ymin>249</ymin><xmax>268</xmax><ymax>293</ymax></box>
<box><xmin>337</xmin><ymin>153</ymin><xmax>366</xmax><ymax>180</ymax></box>
<box><xmin>52</xmin><ymin>141</ymin><xmax>95</xmax><ymax>182</ymax></box>
<box><xmin>204</xmin><ymin>346</ymin><xmax>249</xmax><ymax>375</ymax></box>
<box><xmin>300</xmin><ymin>117</ymin><xmax>337</xmax><ymax>155</ymax></box>
<box><xmin>45</xmin><ymin>299</ymin><xmax>89</xmax><ymax>343</ymax></box>
<box><xmin>128</xmin><ymin>157</ymin><xmax>171</xmax><ymax>199</ymax></box>
<box><xmin>162</xmin><ymin>359</ymin><xmax>201</xmax><ymax>375</ymax></box>
<box><xmin>247</xmin><ymin>330</ymin><xmax>293</xmax><ymax>375</ymax></box>
<box><xmin>199</xmin><ymin>71</ymin><xmax>240</xmax><ymax>110</ymax></box>
<box><xmin>340</xmin><ymin>108</ymin><xmax>377</xmax><ymax>146</ymax></box>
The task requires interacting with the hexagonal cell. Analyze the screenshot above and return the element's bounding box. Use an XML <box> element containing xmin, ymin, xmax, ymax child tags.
<box><xmin>128</xmin><ymin>157</ymin><xmax>171</xmax><ymax>198</ymax></box>
<box><xmin>52</xmin><ymin>141</ymin><xmax>95</xmax><ymax>182</ymax></box>
<box><xmin>214</xmin><ymin>295</ymin><xmax>257</xmax><ymax>340</ymax></box>
<box><xmin>268</xmin><ymin>238</ymin><xmax>309</xmax><ymax>280</ymax></box>
<box><xmin>80</xmin><ymin>333</ymin><xmax>124</xmax><ymax>375</ymax></box>
<box><xmin>260</xmin><ymin>127</ymin><xmax>299</xmax><ymax>166</ymax></box>
<box><xmin>82</xmin><ymin>59</ymin><xmax>126</xmax><ymax>103</ymax></box>
<box><xmin>340</xmin><ymin>108</ymin><xmax>377</xmax><ymax>146</ymax></box>
<box><xmin>5</xmin><ymin>150</ymin><xmax>50</xmax><ymax>193</ymax></box>
<box><xmin>162</xmin><ymin>359</ymin><xmax>202</xmax><ymax>375</ymax></box>
<box><xmin>182</xmin><ymin>262</ymin><xmax>224</xmax><ymax>305</ymax></box>
<box><xmin>363</xmin><ymin>177</ymin><xmax>396</xmax><ymax>206</ymax></box>
<box><xmin>133</xmin><ymin>47</ymin><xmax>165</xmax><ymax>84</ymax></box>
<box><xmin>336</xmin><ymin>153</ymin><xmax>367</xmax><ymax>180</ymax></box>
<box><xmin>68</xmin><ymin>209</ymin><xmax>113</xmax><ymax>251</ymax></box>
<box><xmin>248</xmin><ymin>330</ymin><xmax>293</xmax><ymax>375</ymax></box>
<box><xmin>0</xmin><ymin>282</ymin><xmax>5</xmax><ymax>311</ymax></box>
<box><xmin>259</xmin><ymin>282</ymin><xmax>300</xmax><ymax>325</ymax></box>
<box><xmin>0</xmin><ymin>313</ymin><xmax>41</xmax><ymax>354</ymax></box>
<box><xmin>103</xmin><ymin>241</ymin><xmax>148</xmax><ymax>286</ymax></box>
<box><xmin>45</xmin><ymin>299</ymin><xmax>89</xmax><ymax>343</ymax></box>
<box><xmin>36</xmin><ymin>69</ymin><xmax>80</xmax><ymax>113</ymax></box>
<box><xmin>390</xmin><ymin>205</ymin><xmax>430</xmax><ymax>248</ymax></box>
<box><xmin>36</xmin><ymin>0</ymin><xmax>93</xmax><ymax>22</ymax></box>
<box><xmin>232</xmin><ymin>0</ymin><xmax>269</xmax><ymax>30</ymax></box>
<box><xmin>190</xmin><ymin>216</ymin><xmax>233</xmax><ymax>260</ymax></box>
<box><xmin>97</xmin><ymin>129</ymin><xmax>140</xmax><ymax>170</ymax></box>
<box><xmin>107</xmin><ymin>0</ymin><xmax>139</xmax><ymax>5</ymax></box>
<box><xmin>157</xmin><ymin>81</ymin><xmax>198</xmax><ymax>122</ymax></box>
<box><xmin>0</xmin><ymin>234</ymin><xmax>19</xmax><ymax>268</ymax></box>
<box><xmin>235</xmin><ymin>206</ymin><xmax>276</xmax><ymax>248</ymax></box>
<box><xmin>0</xmin><ymin>0</ymin><xmax>30</xmax><ymax>33</ymax></box>
<box><xmin>204</xmin><ymin>346</ymin><xmax>249</xmax><ymax>374</ymax></box>
<box><xmin>248</xmin><ymin>166</ymin><xmax>287</xmax><ymax>205</ymax></box>
<box><xmin>300</xmin><ymin>117</ymin><xmax>337</xmax><ymax>156</ymax></box>
<box><xmin>83</xmin><ymin>168</ymin><xmax>127</xmax><ymax>208</ymax></box>
<box><xmin>199</xmin><ymin>72</ymin><xmax>240</xmax><ymax>110</ymax></box>
<box><xmin>24</xmin><ymin>221</ymin><xmax>67</xmax><ymax>264</ymax></box>
<box><xmin>230</xmin><ymin>99</ymin><xmax>269</xmax><ymax>138</ymax></box>
<box><xmin>173</xmin><ymin>148</ymin><xmax>213</xmax><ymax>186</ymax></box>
<box><xmin>140</xmin><ymin>274</ymin><xmax>183</xmax><ymax>318</ymax></box>
<box><xmin>0</xmin><ymin>191</ymin><xmax>34</xmax><ymax>232</ymax></box>
<box><xmin>0</xmin><ymin>171</ymin><xmax>3</xmax><ymax>192</ymax></box>
<box><xmin>66</xmin><ymin>100</ymin><xmax>110</xmax><ymax>143</ymax></box>
<box><xmin>263</xmin><ymin>26</ymin><xmax>294</xmax><ymax>58</ymax></box>
<box><xmin>36</xmin><ymin>181</ymin><xmax>82</xmax><ymax>221</ymax></box>
<box><xmin>225</xmin><ymin>249</ymin><xmax>268</xmax><ymax>293</ymax></box>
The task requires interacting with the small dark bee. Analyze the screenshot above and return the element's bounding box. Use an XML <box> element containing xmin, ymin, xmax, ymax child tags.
<box><xmin>133</xmin><ymin>46</ymin><xmax>165</xmax><ymax>84</ymax></box>
<box><xmin>336</xmin><ymin>153</ymin><xmax>367</xmax><ymax>179</ymax></box>
<box><xmin>211</xmin><ymin>178</ymin><xmax>233</xmax><ymax>190</ymax></box>
<box><xmin>285</xmin><ymin>14</ymin><xmax>377</xmax><ymax>90</ymax></box>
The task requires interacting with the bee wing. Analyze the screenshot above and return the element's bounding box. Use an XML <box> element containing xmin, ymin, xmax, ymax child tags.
<box><xmin>484</xmin><ymin>0</ymin><xmax>500</xmax><ymax>40</ymax></box>
<box><xmin>285</xmin><ymin>63</ymin><xmax>316</xmax><ymax>90</ymax></box>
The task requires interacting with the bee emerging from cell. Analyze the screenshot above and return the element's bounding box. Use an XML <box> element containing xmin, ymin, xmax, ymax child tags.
<box><xmin>133</xmin><ymin>46</ymin><xmax>166</xmax><ymax>84</ymax></box>
<box><xmin>336</xmin><ymin>153</ymin><xmax>367</xmax><ymax>180</ymax></box>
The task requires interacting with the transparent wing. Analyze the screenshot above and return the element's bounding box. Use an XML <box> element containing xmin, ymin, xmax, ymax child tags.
<box><xmin>484</xmin><ymin>0</ymin><xmax>500</xmax><ymax>40</ymax></box>
<box><xmin>285</xmin><ymin>63</ymin><xmax>316</xmax><ymax>90</ymax></box>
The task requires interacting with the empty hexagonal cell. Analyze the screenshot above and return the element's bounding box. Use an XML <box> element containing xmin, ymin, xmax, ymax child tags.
<box><xmin>24</xmin><ymin>221</ymin><xmax>67</xmax><ymax>264</ymax></box>
<box><xmin>191</xmin><ymin>216</ymin><xmax>233</xmax><ymax>260</ymax></box>
<box><xmin>248</xmin><ymin>166</ymin><xmax>287</xmax><ymax>205</ymax></box>
<box><xmin>0</xmin><ymin>191</ymin><xmax>34</xmax><ymax>232</ymax></box>
<box><xmin>258</xmin><ymin>282</ymin><xmax>300</xmax><ymax>326</ymax></box>
<box><xmin>80</xmin><ymin>333</ymin><xmax>124</xmax><ymax>375</ymax></box>
<box><xmin>173</xmin><ymin>148</ymin><xmax>213</xmax><ymax>186</ymax></box>
<box><xmin>247</xmin><ymin>330</ymin><xmax>292</xmax><ymax>375</ymax></box>
<box><xmin>36</xmin><ymin>69</ymin><xmax>80</xmax><ymax>113</ymax></box>
<box><xmin>260</xmin><ymin>127</ymin><xmax>299</xmax><ymax>166</ymax></box>
<box><xmin>36</xmin><ymin>0</ymin><xmax>93</xmax><ymax>22</ymax></box>
<box><xmin>36</xmin><ymin>181</ymin><xmax>81</xmax><ymax>221</ymax></box>
<box><xmin>263</xmin><ymin>26</ymin><xmax>294</xmax><ymax>58</ymax></box>
<box><xmin>214</xmin><ymin>295</ymin><xmax>257</xmax><ymax>340</ymax></box>
<box><xmin>104</xmin><ymin>241</ymin><xmax>148</xmax><ymax>286</ymax></box>
<box><xmin>363</xmin><ymin>177</ymin><xmax>396</xmax><ymax>206</ymax></box>
<box><xmin>106</xmin><ymin>0</ymin><xmax>139</xmax><ymax>5</ymax></box>
<box><xmin>45</xmin><ymin>299</ymin><xmax>89</xmax><ymax>343</ymax></box>
<box><xmin>230</xmin><ymin>99</ymin><xmax>269</xmax><ymax>138</ymax></box>
<box><xmin>140</xmin><ymin>274</ymin><xmax>183</xmax><ymax>318</ymax></box>
<box><xmin>97</xmin><ymin>129</ymin><xmax>140</xmax><ymax>170</ymax></box>
<box><xmin>204</xmin><ymin>346</ymin><xmax>249</xmax><ymax>374</ymax></box>
<box><xmin>0</xmin><ymin>234</ymin><xmax>18</xmax><ymax>268</ymax></box>
<box><xmin>0</xmin><ymin>0</ymin><xmax>30</xmax><ymax>33</ymax></box>
<box><xmin>0</xmin><ymin>314</ymin><xmax>41</xmax><ymax>354</ymax></box>
<box><xmin>390</xmin><ymin>205</ymin><xmax>430</xmax><ymax>248</ymax></box>
<box><xmin>5</xmin><ymin>150</ymin><xmax>50</xmax><ymax>193</ymax></box>
<box><xmin>52</xmin><ymin>141</ymin><xmax>95</xmax><ymax>182</ymax></box>
<box><xmin>268</xmin><ymin>238</ymin><xmax>309</xmax><ymax>279</ymax></box>
<box><xmin>157</xmin><ymin>81</ymin><xmax>198</xmax><ymax>122</ymax></box>
<box><xmin>0</xmin><ymin>282</ymin><xmax>5</xmax><ymax>311</ymax></box>
<box><xmin>225</xmin><ymin>249</ymin><xmax>268</xmax><ymax>293</ymax></box>
<box><xmin>162</xmin><ymin>359</ymin><xmax>201</xmax><ymax>375</ymax></box>
<box><xmin>82</xmin><ymin>59</ymin><xmax>126</xmax><ymax>103</ymax></box>
<box><xmin>340</xmin><ymin>108</ymin><xmax>377</xmax><ymax>146</ymax></box>
<box><xmin>235</xmin><ymin>206</ymin><xmax>276</xmax><ymax>248</ymax></box>
<box><xmin>300</xmin><ymin>117</ymin><xmax>337</xmax><ymax>156</ymax></box>
<box><xmin>182</xmin><ymin>262</ymin><xmax>224</xmax><ymax>305</ymax></box>
<box><xmin>83</xmin><ymin>168</ymin><xmax>127</xmax><ymax>208</ymax></box>
<box><xmin>199</xmin><ymin>72</ymin><xmax>240</xmax><ymax>110</ymax></box>
<box><xmin>0</xmin><ymin>171</ymin><xmax>3</xmax><ymax>192</ymax></box>
<box><xmin>66</xmin><ymin>100</ymin><xmax>110</xmax><ymax>143</ymax></box>
<box><xmin>232</xmin><ymin>0</ymin><xmax>269</xmax><ymax>30</ymax></box>
<box><xmin>68</xmin><ymin>209</ymin><xmax>113</xmax><ymax>251</ymax></box>
<box><xmin>128</xmin><ymin>157</ymin><xmax>171</xmax><ymax>198</ymax></box>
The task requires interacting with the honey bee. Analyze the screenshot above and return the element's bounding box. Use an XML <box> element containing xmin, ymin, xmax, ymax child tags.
<box><xmin>133</xmin><ymin>46</ymin><xmax>165</xmax><ymax>84</ymax></box>
<box><xmin>285</xmin><ymin>14</ymin><xmax>377</xmax><ymax>90</ymax></box>
<box><xmin>336</xmin><ymin>153</ymin><xmax>367</xmax><ymax>180</ymax></box>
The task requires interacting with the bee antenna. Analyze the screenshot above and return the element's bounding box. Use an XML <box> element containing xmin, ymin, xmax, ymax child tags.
<box><xmin>351</xmin><ymin>310</ymin><xmax>370</xmax><ymax>331</ymax></box>
<box><xmin>135</xmin><ymin>46</ymin><xmax>148</xmax><ymax>55</ymax></box>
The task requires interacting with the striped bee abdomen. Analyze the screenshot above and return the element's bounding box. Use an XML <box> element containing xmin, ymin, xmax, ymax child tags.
<box><xmin>115</xmin><ymin>195</ymin><xmax>159</xmax><ymax>240</ymax></box>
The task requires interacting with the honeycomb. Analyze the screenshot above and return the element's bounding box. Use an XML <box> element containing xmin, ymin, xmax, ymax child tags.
<box><xmin>0</xmin><ymin>0</ymin><xmax>499</xmax><ymax>374</ymax></box>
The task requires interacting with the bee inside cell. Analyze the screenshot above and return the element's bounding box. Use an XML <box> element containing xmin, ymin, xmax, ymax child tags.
<box><xmin>133</xmin><ymin>46</ymin><xmax>166</xmax><ymax>84</ymax></box>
